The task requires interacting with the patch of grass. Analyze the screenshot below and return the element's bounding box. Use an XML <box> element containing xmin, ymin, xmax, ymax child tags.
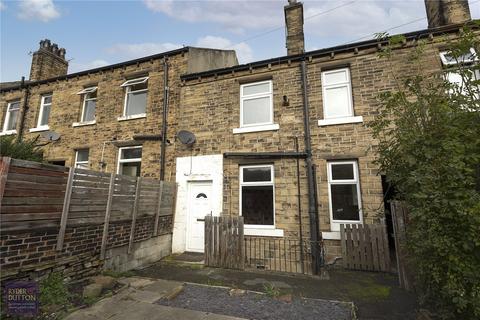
<box><xmin>205</xmin><ymin>279</ymin><xmax>225</xmax><ymax>287</ymax></box>
<box><xmin>102</xmin><ymin>270</ymin><xmax>135</xmax><ymax>278</ymax></box>
<box><xmin>263</xmin><ymin>283</ymin><xmax>281</xmax><ymax>298</ymax></box>
<box><xmin>345</xmin><ymin>282</ymin><xmax>391</xmax><ymax>301</ymax></box>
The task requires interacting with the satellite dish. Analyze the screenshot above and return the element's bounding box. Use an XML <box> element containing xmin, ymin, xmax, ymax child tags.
<box><xmin>40</xmin><ymin>131</ymin><xmax>61</xmax><ymax>141</ymax></box>
<box><xmin>177</xmin><ymin>130</ymin><xmax>196</xmax><ymax>146</ymax></box>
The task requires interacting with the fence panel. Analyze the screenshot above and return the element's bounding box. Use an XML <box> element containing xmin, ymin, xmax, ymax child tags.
<box><xmin>391</xmin><ymin>201</ymin><xmax>413</xmax><ymax>290</ymax></box>
<box><xmin>204</xmin><ymin>215</ymin><xmax>244</xmax><ymax>270</ymax></box>
<box><xmin>0</xmin><ymin>158</ymin><xmax>177</xmax><ymax>246</ymax></box>
<box><xmin>340</xmin><ymin>223</ymin><xmax>391</xmax><ymax>272</ymax></box>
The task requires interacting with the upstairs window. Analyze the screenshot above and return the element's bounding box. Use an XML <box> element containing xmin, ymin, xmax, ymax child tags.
<box><xmin>240</xmin><ymin>80</ymin><xmax>273</xmax><ymax>128</ymax></box>
<box><xmin>441</xmin><ymin>48</ymin><xmax>479</xmax><ymax>96</ymax></box>
<box><xmin>2</xmin><ymin>101</ymin><xmax>20</xmax><ymax>133</ymax></box>
<box><xmin>327</xmin><ymin>161</ymin><xmax>362</xmax><ymax>231</ymax></box>
<box><xmin>440</xmin><ymin>48</ymin><xmax>476</xmax><ymax>66</ymax></box>
<box><xmin>37</xmin><ymin>94</ymin><xmax>52</xmax><ymax>128</ymax></box>
<box><xmin>118</xmin><ymin>146</ymin><xmax>142</xmax><ymax>177</ymax></box>
<box><xmin>321</xmin><ymin>68</ymin><xmax>353</xmax><ymax>120</ymax></box>
<box><xmin>240</xmin><ymin>165</ymin><xmax>275</xmax><ymax>227</ymax></box>
<box><xmin>121</xmin><ymin>77</ymin><xmax>148</xmax><ymax>117</ymax></box>
<box><xmin>2</xmin><ymin>101</ymin><xmax>20</xmax><ymax>134</ymax></box>
<box><xmin>75</xmin><ymin>149</ymin><xmax>89</xmax><ymax>169</ymax></box>
<box><xmin>77</xmin><ymin>87</ymin><xmax>97</xmax><ymax>122</ymax></box>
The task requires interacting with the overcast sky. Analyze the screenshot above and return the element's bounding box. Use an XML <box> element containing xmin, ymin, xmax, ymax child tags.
<box><xmin>1</xmin><ymin>0</ymin><xmax>479</xmax><ymax>82</ymax></box>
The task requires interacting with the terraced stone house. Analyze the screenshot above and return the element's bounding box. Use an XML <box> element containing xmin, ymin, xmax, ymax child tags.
<box><xmin>0</xmin><ymin>0</ymin><xmax>475</xmax><ymax>268</ymax></box>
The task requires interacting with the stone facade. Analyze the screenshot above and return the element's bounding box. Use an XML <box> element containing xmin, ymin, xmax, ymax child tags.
<box><xmin>0</xmin><ymin>0</ymin><xmax>475</xmax><ymax>264</ymax></box>
<box><xmin>177</xmin><ymin>28</ymin><xmax>468</xmax><ymax>259</ymax></box>
<box><xmin>1</xmin><ymin>47</ymin><xmax>237</xmax><ymax>181</ymax></box>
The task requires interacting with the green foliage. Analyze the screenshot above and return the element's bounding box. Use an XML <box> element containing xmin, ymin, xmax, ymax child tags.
<box><xmin>0</xmin><ymin>135</ymin><xmax>43</xmax><ymax>161</ymax></box>
<box><xmin>39</xmin><ymin>273</ymin><xmax>71</xmax><ymax>311</ymax></box>
<box><xmin>263</xmin><ymin>283</ymin><xmax>280</xmax><ymax>298</ymax></box>
<box><xmin>370</xmin><ymin>27</ymin><xmax>480</xmax><ymax>319</ymax></box>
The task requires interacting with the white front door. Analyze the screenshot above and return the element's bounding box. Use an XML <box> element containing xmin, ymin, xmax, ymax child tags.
<box><xmin>186</xmin><ymin>181</ymin><xmax>212</xmax><ymax>252</ymax></box>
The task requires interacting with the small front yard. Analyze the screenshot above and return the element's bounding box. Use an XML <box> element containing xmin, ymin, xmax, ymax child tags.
<box><xmin>135</xmin><ymin>255</ymin><xmax>417</xmax><ymax>320</ymax></box>
<box><xmin>157</xmin><ymin>283</ymin><xmax>354</xmax><ymax>320</ymax></box>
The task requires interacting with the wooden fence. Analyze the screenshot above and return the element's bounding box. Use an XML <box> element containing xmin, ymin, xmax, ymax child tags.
<box><xmin>204</xmin><ymin>215</ymin><xmax>244</xmax><ymax>270</ymax></box>
<box><xmin>390</xmin><ymin>201</ymin><xmax>412</xmax><ymax>290</ymax></box>
<box><xmin>0</xmin><ymin>157</ymin><xmax>177</xmax><ymax>259</ymax></box>
<box><xmin>340</xmin><ymin>223</ymin><xmax>391</xmax><ymax>272</ymax></box>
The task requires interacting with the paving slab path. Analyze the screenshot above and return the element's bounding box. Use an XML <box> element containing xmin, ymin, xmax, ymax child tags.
<box><xmin>65</xmin><ymin>277</ymin><xmax>246</xmax><ymax>320</ymax></box>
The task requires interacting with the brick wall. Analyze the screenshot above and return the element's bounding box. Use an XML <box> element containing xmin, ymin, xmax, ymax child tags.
<box><xmin>0</xmin><ymin>215</ymin><xmax>173</xmax><ymax>282</ymax></box>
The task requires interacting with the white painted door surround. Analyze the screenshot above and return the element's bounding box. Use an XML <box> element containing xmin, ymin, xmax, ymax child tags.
<box><xmin>172</xmin><ymin>154</ymin><xmax>223</xmax><ymax>254</ymax></box>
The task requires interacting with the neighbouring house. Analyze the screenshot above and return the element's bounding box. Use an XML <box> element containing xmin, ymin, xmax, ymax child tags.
<box><xmin>0</xmin><ymin>0</ymin><xmax>476</xmax><ymax>271</ymax></box>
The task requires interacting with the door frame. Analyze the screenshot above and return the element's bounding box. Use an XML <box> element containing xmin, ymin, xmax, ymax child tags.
<box><xmin>185</xmin><ymin>180</ymin><xmax>213</xmax><ymax>252</ymax></box>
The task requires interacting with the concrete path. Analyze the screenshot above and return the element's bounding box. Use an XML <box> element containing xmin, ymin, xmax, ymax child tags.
<box><xmin>65</xmin><ymin>277</ymin><xmax>246</xmax><ymax>320</ymax></box>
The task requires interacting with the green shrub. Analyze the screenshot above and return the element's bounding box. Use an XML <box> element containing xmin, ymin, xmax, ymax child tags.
<box><xmin>371</xmin><ymin>27</ymin><xmax>480</xmax><ymax>319</ymax></box>
<box><xmin>0</xmin><ymin>135</ymin><xmax>43</xmax><ymax>161</ymax></box>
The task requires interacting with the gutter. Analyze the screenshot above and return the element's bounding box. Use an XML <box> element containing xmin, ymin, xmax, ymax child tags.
<box><xmin>223</xmin><ymin>151</ymin><xmax>307</xmax><ymax>159</ymax></box>
<box><xmin>180</xmin><ymin>22</ymin><xmax>476</xmax><ymax>81</ymax></box>
<box><xmin>0</xmin><ymin>47</ymin><xmax>189</xmax><ymax>93</ymax></box>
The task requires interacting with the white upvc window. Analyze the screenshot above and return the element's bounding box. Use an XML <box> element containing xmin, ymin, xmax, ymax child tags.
<box><xmin>35</xmin><ymin>94</ymin><xmax>52</xmax><ymax>130</ymax></box>
<box><xmin>117</xmin><ymin>146</ymin><xmax>142</xmax><ymax>177</ymax></box>
<box><xmin>319</xmin><ymin>68</ymin><xmax>363</xmax><ymax>126</ymax></box>
<box><xmin>239</xmin><ymin>80</ymin><xmax>274</xmax><ymax>128</ymax></box>
<box><xmin>441</xmin><ymin>48</ymin><xmax>480</xmax><ymax>98</ymax></box>
<box><xmin>327</xmin><ymin>160</ymin><xmax>363</xmax><ymax>231</ymax></box>
<box><xmin>120</xmin><ymin>77</ymin><xmax>148</xmax><ymax>118</ymax></box>
<box><xmin>75</xmin><ymin>149</ymin><xmax>89</xmax><ymax>169</ymax></box>
<box><xmin>240</xmin><ymin>164</ymin><xmax>275</xmax><ymax>228</ymax></box>
<box><xmin>77</xmin><ymin>87</ymin><xmax>97</xmax><ymax>123</ymax></box>
<box><xmin>440</xmin><ymin>48</ymin><xmax>477</xmax><ymax>66</ymax></box>
<box><xmin>2</xmin><ymin>100</ymin><xmax>20</xmax><ymax>135</ymax></box>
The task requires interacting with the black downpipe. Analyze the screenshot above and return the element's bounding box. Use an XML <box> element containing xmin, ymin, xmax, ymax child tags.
<box><xmin>160</xmin><ymin>58</ymin><xmax>169</xmax><ymax>180</ymax></box>
<box><xmin>16</xmin><ymin>76</ymin><xmax>29</xmax><ymax>143</ymax></box>
<box><xmin>300</xmin><ymin>60</ymin><xmax>321</xmax><ymax>274</ymax></box>
<box><xmin>294</xmin><ymin>137</ymin><xmax>305</xmax><ymax>274</ymax></box>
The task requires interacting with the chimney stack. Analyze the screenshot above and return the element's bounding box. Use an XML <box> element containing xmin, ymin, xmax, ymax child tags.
<box><xmin>284</xmin><ymin>0</ymin><xmax>304</xmax><ymax>56</ymax></box>
<box><xmin>425</xmin><ymin>0</ymin><xmax>471</xmax><ymax>28</ymax></box>
<box><xmin>29</xmin><ymin>39</ymin><xmax>68</xmax><ymax>81</ymax></box>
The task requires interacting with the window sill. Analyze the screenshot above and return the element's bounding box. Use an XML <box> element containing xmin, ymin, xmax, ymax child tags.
<box><xmin>244</xmin><ymin>227</ymin><xmax>284</xmax><ymax>237</ymax></box>
<box><xmin>117</xmin><ymin>113</ymin><xmax>146</xmax><ymax>121</ymax></box>
<box><xmin>322</xmin><ymin>231</ymin><xmax>341</xmax><ymax>240</ymax></box>
<box><xmin>0</xmin><ymin>130</ymin><xmax>17</xmax><ymax>136</ymax></box>
<box><xmin>318</xmin><ymin>116</ymin><xmax>363</xmax><ymax>127</ymax></box>
<box><xmin>72</xmin><ymin>120</ymin><xmax>96</xmax><ymax>127</ymax></box>
<box><xmin>233</xmin><ymin>123</ymin><xmax>279</xmax><ymax>134</ymax></box>
<box><xmin>29</xmin><ymin>126</ymin><xmax>49</xmax><ymax>133</ymax></box>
